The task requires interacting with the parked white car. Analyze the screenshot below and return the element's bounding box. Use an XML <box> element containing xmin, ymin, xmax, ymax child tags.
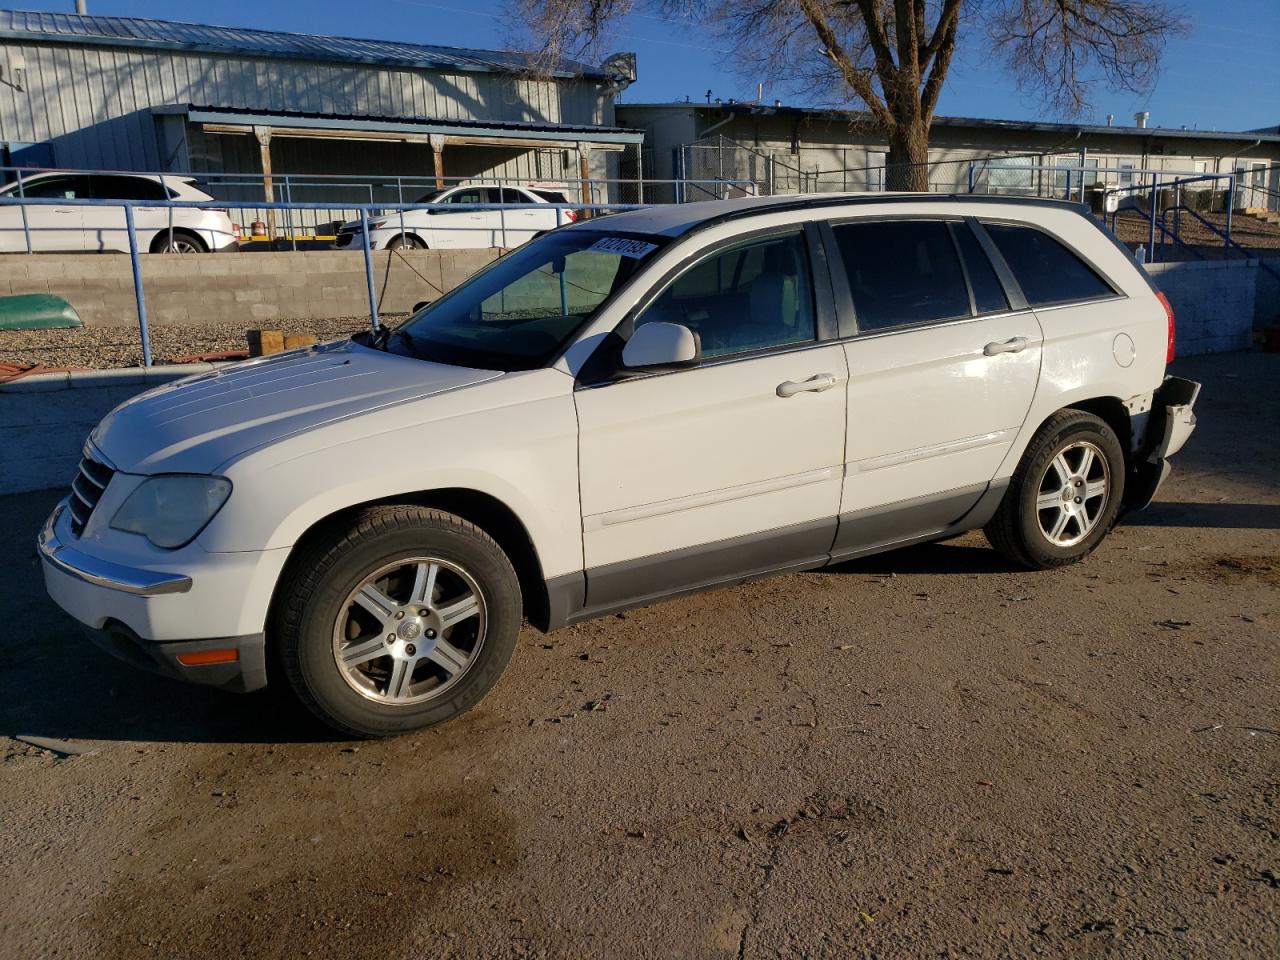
<box><xmin>334</xmin><ymin>183</ymin><xmax>574</xmax><ymax>251</ymax></box>
<box><xmin>40</xmin><ymin>194</ymin><xmax>1198</xmax><ymax>737</ymax></box>
<box><xmin>0</xmin><ymin>172</ymin><xmax>239</xmax><ymax>253</ymax></box>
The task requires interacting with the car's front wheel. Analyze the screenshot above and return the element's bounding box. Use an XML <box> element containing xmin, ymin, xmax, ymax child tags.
<box><xmin>985</xmin><ymin>410</ymin><xmax>1126</xmax><ymax>570</ymax></box>
<box><xmin>272</xmin><ymin>505</ymin><xmax>522</xmax><ymax>737</ymax></box>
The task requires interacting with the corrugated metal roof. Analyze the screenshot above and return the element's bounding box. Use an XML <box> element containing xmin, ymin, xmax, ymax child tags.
<box><xmin>0</xmin><ymin>9</ymin><xmax>610</xmax><ymax>80</ymax></box>
<box><xmin>621</xmin><ymin>103</ymin><xmax>1280</xmax><ymax>145</ymax></box>
<box><xmin>171</xmin><ymin>104</ymin><xmax>643</xmax><ymax>143</ymax></box>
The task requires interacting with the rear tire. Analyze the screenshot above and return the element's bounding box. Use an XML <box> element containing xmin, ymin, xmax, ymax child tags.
<box><xmin>272</xmin><ymin>505</ymin><xmax>522</xmax><ymax>738</ymax></box>
<box><xmin>386</xmin><ymin>234</ymin><xmax>426</xmax><ymax>250</ymax></box>
<box><xmin>984</xmin><ymin>410</ymin><xmax>1125</xmax><ymax>570</ymax></box>
<box><xmin>152</xmin><ymin>230</ymin><xmax>208</xmax><ymax>254</ymax></box>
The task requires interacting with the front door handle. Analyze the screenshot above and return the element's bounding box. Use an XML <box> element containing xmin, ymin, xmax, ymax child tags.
<box><xmin>984</xmin><ymin>336</ymin><xmax>1029</xmax><ymax>356</ymax></box>
<box><xmin>777</xmin><ymin>373</ymin><xmax>839</xmax><ymax>398</ymax></box>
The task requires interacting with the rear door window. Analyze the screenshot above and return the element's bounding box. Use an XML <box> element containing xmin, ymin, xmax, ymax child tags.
<box><xmin>830</xmin><ymin>220</ymin><xmax>972</xmax><ymax>331</ymax></box>
<box><xmin>89</xmin><ymin>175</ymin><xmax>168</xmax><ymax>201</ymax></box>
<box><xmin>447</xmin><ymin>188</ymin><xmax>486</xmax><ymax>205</ymax></box>
<box><xmin>981</xmin><ymin>222</ymin><xmax>1114</xmax><ymax>306</ymax></box>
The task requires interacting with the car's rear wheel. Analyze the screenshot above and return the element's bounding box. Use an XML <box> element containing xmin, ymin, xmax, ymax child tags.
<box><xmin>386</xmin><ymin>234</ymin><xmax>426</xmax><ymax>250</ymax></box>
<box><xmin>152</xmin><ymin>230</ymin><xmax>208</xmax><ymax>254</ymax></box>
<box><xmin>272</xmin><ymin>505</ymin><xmax>521</xmax><ymax>737</ymax></box>
<box><xmin>985</xmin><ymin>410</ymin><xmax>1125</xmax><ymax>570</ymax></box>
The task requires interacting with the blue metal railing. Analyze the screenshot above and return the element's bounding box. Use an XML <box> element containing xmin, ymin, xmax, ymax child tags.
<box><xmin>0</xmin><ymin>195</ymin><xmax>645</xmax><ymax>366</ymax></box>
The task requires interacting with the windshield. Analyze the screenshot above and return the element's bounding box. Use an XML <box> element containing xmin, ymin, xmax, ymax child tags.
<box><xmin>413</xmin><ymin>189</ymin><xmax>446</xmax><ymax>203</ymax></box>
<box><xmin>385</xmin><ymin>229</ymin><xmax>663</xmax><ymax>371</ymax></box>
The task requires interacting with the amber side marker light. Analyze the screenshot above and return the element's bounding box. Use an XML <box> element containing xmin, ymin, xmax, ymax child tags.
<box><xmin>1156</xmin><ymin>291</ymin><xmax>1176</xmax><ymax>363</ymax></box>
<box><xmin>176</xmin><ymin>649</ymin><xmax>239</xmax><ymax>666</ymax></box>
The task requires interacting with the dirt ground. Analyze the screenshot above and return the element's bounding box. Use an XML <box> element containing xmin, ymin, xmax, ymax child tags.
<box><xmin>0</xmin><ymin>351</ymin><xmax>1276</xmax><ymax>960</ymax></box>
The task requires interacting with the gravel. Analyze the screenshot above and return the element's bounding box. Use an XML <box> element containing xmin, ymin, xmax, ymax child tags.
<box><xmin>1</xmin><ymin>351</ymin><xmax>1278</xmax><ymax>958</ymax></box>
<box><xmin>0</xmin><ymin>317</ymin><xmax>388</xmax><ymax>370</ymax></box>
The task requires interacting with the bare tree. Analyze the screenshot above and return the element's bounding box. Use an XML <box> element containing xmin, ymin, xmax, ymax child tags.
<box><xmin>515</xmin><ymin>0</ymin><xmax>1185</xmax><ymax>190</ymax></box>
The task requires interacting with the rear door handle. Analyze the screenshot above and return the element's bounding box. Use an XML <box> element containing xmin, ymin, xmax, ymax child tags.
<box><xmin>984</xmin><ymin>336</ymin><xmax>1029</xmax><ymax>356</ymax></box>
<box><xmin>777</xmin><ymin>373</ymin><xmax>839</xmax><ymax>398</ymax></box>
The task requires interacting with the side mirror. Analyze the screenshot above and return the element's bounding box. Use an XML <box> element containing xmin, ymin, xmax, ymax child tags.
<box><xmin>621</xmin><ymin>322</ymin><xmax>700</xmax><ymax>370</ymax></box>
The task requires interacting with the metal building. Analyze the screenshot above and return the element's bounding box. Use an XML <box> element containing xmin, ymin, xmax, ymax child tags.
<box><xmin>620</xmin><ymin>102</ymin><xmax>1280</xmax><ymax>210</ymax></box>
<box><xmin>0</xmin><ymin>9</ymin><xmax>641</xmax><ymax>199</ymax></box>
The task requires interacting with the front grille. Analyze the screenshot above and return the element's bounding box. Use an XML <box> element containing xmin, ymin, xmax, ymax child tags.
<box><xmin>334</xmin><ymin>231</ymin><xmax>357</xmax><ymax>248</ymax></box>
<box><xmin>67</xmin><ymin>453</ymin><xmax>114</xmax><ymax>537</ymax></box>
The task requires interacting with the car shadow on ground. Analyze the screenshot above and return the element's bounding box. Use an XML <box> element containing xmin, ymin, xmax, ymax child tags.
<box><xmin>0</xmin><ymin>489</ymin><xmax>336</xmax><ymax>746</ymax></box>
<box><xmin>0</xmin><ymin>642</ymin><xmax>336</xmax><ymax>746</ymax></box>
<box><xmin>821</xmin><ymin>538</ymin><xmax>1022</xmax><ymax>577</ymax></box>
<box><xmin>811</xmin><ymin>499</ymin><xmax>1280</xmax><ymax>579</ymax></box>
<box><xmin>1125</xmin><ymin>501</ymin><xmax>1280</xmax><ymax>529</ymax></box>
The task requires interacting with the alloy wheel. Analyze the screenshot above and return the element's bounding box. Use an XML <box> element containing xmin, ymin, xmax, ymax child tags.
<box><xmin>1035</xmin><ymin>440</ymin><xmax>1110</xmax><ymax>548</ymax></box>
<box><xmin>331</xmin><ymin>557</ymin><xmax>486</xmax><ymax>705</ymax></box>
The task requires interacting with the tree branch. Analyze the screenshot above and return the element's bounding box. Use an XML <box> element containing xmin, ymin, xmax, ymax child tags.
<box><xmin>796</xmin><ymin>0</ymin><xmax>894</xmax><ymax>127</ymax></box>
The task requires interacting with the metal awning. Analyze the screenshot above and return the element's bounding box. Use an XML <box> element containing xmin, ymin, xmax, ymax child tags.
<box><xmin>153</xmin><ymin>104</ymin><xmax>643</xmax><ymax>150</ymax></box>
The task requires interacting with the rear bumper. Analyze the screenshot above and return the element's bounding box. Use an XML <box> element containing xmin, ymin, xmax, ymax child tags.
<box><xmin>85</xmin><ymin>620</ymin><xmax>267</xmax><ymax>693</ymax></box>
<box><xmin>1128</xmin><ymin>376</ymin><xmax>1201</xmax><ymax>511</ymax></box>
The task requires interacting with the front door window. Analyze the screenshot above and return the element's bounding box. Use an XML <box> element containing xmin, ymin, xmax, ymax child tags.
<box><xmin>633</xmin><ymin>231</ymin><xmax>816</xmax><ymax>359</ymax></box>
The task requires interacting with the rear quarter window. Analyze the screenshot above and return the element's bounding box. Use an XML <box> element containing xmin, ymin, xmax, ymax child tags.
<box><xmin>982</xmin><ymin>222</ymin><xmax>1115</xmax><ymax>307</ymax></box>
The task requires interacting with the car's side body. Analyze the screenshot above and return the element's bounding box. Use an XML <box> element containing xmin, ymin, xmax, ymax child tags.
<box><xmin>39</xmin><ymin>194</ymin><xmax>1196</xmax><ymax>699</ymax></box>
<box><xmin>0</xmin><ymin>172</ymin><xmax>238</xmax><ymax>253</ymax></box>
<box><xmin>334</xmin><ymin>184</ymin><xmax>567</xmax><ymax>251</ymax></box>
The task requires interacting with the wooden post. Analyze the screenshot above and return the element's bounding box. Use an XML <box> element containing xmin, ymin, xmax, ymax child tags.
<box><xmin>253</xmin><ymin>125</ymin><xmax>276</xmax><ymax>240</ymax></box>
<box><xmin>430</xmin><ymin>134</ymin><xmax>446</xmax><ymax>190</ymax></box>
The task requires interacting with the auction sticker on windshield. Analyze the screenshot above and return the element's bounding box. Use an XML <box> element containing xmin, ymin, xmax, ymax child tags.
<box><xmin>588</xmin><ymin>237</ymin><xmax>658</xmax><ymax>259</ymax></box>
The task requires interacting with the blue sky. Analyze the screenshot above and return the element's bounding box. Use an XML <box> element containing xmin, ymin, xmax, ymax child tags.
<box><xmin>13</xmin><ymin>0</ymin><xmax>1280</xmax><ymax>131</ymax></box>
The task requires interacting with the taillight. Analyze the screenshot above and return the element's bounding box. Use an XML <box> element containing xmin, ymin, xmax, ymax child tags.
<box><xmin>1156</xmin><ymin>291</ymin><xmax>1175</xmax><ymax>363</ymax></box>
<box><xmin>231</xmin><ymin>223</ymin><xmax>242</xmax><ymax>237</ymax></box>
<box><xmin>564</xmin><ymin>209</ymin><xmax>578</xmax><ymax>222</ymax></box>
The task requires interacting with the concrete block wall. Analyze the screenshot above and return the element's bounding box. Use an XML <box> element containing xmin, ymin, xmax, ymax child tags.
<box><xmin>1145</xmin><ymin>259</ymin><xmax>1258</xmax><ymax>356</ymax></box>
<box><xmin>0</xmin><ymin>364</ymin><xmax>211</xmax><ymax>495</ymax></box>
<box><xmin>0</xmin><ymin>249</ymin><xmax>500</xmax><ymax>327</ymax></box>
<box><xmin>1253</xmin><ymin>258</ymin><xmax>1280</xmax><ymax>328</ymax></box>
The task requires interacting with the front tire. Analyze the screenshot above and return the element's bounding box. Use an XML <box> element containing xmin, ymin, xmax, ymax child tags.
<box><xmin>272</xmin><ymin>506</ymin><xmax>522</xmax><ymax>738</ymax></box>
<box><xmin>985</xmin><ymin>410</ymin><xmax>1125</xmax><ymax>570</ymax></box>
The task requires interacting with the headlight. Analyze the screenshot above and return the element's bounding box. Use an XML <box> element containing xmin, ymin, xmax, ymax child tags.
<box><xmin>110</xmin><ymin>475</ymin><xmax>232</xmax><ymax>549</ymax></box>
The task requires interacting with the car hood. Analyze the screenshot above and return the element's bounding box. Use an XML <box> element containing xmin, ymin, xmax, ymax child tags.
<box><xmin>91</xmin><ymin>339</ymin><xmax>502</xmax><ymax>475</ymax></box>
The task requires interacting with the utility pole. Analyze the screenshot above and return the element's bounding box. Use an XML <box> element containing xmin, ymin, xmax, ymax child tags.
<box><xmin>75</xmin><ymin>1</ymin><xmax>87</xmax><ymax>14</ymax></box>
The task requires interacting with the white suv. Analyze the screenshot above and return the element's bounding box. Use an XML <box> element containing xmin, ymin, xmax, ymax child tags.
<box><xmin>39</xmin><ymin>195</ymin><xmax>1198</xmax><ymax>737</ymax></box>
<box><xmin>334</xmin><ymin>184</ymin><xmax>573</xmax><ymax>251</ymax></box>
<box><xmin>0</xmin><ymin>173</ymin><xmax>238</xmax><ymax>253</ymax></box>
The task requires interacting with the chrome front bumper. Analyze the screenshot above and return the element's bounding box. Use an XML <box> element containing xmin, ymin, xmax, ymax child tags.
<box><xmin>38</xmin><ymin>502</ymin><xmax>192</xmax><ymax>597</ymax></box>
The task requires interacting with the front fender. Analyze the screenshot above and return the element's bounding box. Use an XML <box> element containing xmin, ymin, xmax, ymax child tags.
<box><xmin>198</xmin><ymin>373</ymin><xmax>583</xmax><ymax>582</ymax></box>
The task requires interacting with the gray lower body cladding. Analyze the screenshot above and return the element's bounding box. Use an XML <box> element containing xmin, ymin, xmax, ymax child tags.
<box><xmin>545</xmin><ymin>480</ymin><xmax>1008</xmax><ymax>630</ymax></box>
